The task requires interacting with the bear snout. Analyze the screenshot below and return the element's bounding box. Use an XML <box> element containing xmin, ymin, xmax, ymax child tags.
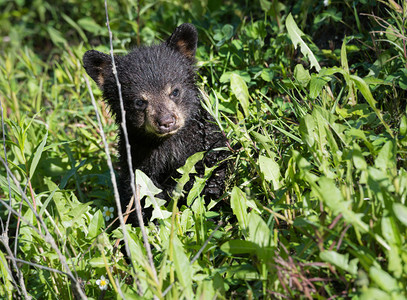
<box><xmin>157</xmin><ymin>114</ymin><xmax>178</xmax><ymax>134</ymax></box>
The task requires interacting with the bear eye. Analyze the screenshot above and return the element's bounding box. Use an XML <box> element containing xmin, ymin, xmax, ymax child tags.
<box><xmin>170</xmin><ymin>88</ymin><xmax>180</xmax><ymax>98</ymax></box>
<box><xmin>135</xmin><ymin>99</ymin><xmax>146</xmax><ymax>109</ymax></box>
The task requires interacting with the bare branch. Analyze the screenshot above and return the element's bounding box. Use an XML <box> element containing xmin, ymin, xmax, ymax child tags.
<box><xmin>103</xmin><ymin>0</ymin><xmax>159</xmax><ymax>292</ymax></box>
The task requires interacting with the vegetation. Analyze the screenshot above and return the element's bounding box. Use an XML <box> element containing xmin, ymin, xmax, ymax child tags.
<box><xmin>1</xmin><ymin>0</ymin><xmax>407</xmax><ymax>298</ymax></box>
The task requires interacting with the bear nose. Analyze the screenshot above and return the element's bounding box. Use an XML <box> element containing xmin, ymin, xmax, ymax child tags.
<box><xmin>158</xmin><ymin>115</ymin><xmax>176</xmax><ymax>131</ymax></box>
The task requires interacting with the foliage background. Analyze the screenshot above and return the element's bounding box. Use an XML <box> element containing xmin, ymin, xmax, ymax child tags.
<box><xmin>1</xmin><ymin>0</ymin><xmax>407</xmax><ymax>299</ymax></box>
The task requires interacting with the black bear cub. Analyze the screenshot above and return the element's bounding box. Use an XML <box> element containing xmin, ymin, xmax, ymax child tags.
<box><xmin>83</xmin><ymin>23</ymin><xmax>227</xmax><ymax>225</ymax></box>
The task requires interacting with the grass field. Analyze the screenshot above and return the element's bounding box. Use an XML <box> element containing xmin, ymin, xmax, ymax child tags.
<box><xmin>1</xmin><ymin>0</ymin><xmax>407</xmax><ymax>299</ymax></box>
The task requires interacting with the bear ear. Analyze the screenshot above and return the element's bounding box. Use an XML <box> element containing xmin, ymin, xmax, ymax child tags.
<box><xmin>83</xmin><ymin>50</ymin><xmax>112</xmax><ymax>88</ymax></box>
<box><xmin>166</xmin><ymin>23</ymin><xmax>198</xmax><ymax>59</ymax></box>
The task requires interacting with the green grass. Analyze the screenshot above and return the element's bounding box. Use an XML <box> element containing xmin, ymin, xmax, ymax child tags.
<box><xmin>1</xmin><ymin>0</ymin><xmax>407</xmax><ymax>299</ymax></box>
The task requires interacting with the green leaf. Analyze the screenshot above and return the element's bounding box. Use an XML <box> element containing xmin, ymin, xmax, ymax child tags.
<box><xmin>294</xmin><ymin>64</ymin><xmax>311</xmax><ymax>86</ymax></box>
<box><xmin>221</xmin><ymin>24</ymin><xmax>234</xmax><ymax>40</ymax></box>
<box><xmin>173</xmin><ymin>151</ymin><xmax>204</xmax><ymax>200</ymax></box>
<box><xmin>259</xmin><ymin>0</ymin><xmax>271</xmax><ymax>12</ymax></box>
<box><xmin>375</xmin><ymin>141</ymin><xmax>395</xmax><ymax>171</ymax></box>
<box><xmin>230</xmin><ymin>73</ymin><xmax>250</xmax><ymax>117</ymax></box>
<box><xmin>286</xmin><ymin>13</ymin><xmax>321</xmax><ymax>72</ymax></box>
<box><xmin>77</xmin><ymin>17</ymin><xmax>103</xmax><ymax>34</ymax></box>
<box><xmin>320</xmin><ymin>250</ymin><xmax>358</xmax><ymax>275</ymax></box>
<box><xmin>261</xmin><ymin>68</ymin><xmax>274</xmax><ymax>82</ymax></box>
<box><xmin>136</xmin><ymin>170</ymin><xmax>169</xmax><ymax>220</ymax></box>
<box><xmin>230</xmin><ymin>187</ymin><xmax>248</xmax><ymax>232</ymax></box>
<box><xmin>127</xmin><ymin>230</ymin><xmax>151</xmax><ymax>269</ymax></box>
<box><xmin>88</xmin><ymin>210</ymin><xmax>104</xmax><ymax>240</ymax></box>
<box><xmin>47</xmin><ymin>27</ymin><xmax>67</xmax><ymax>46</ymax></box>
<box><xmin>360</xmin><ymin>288</ymin><xmax>390</xmax><ymax>300</ymax></box>
<box><xmin>29</xmin><ymin>130</ymin><xmax>48</xmax><ymax>178</ymax></box>
<box><xmin>248</xmin><ymin>212</ymin><xmax>273</xmax><ymax>247</ymax></box>
<box><xmin>0</xmin><ymin>249</ymin><xmax>13</xmax><ymax>297</ymax></box>
<box><xmin>258</xmin><ymin>155</ymin><xmax>281</xmax><ymax>189</ymax></box>
<box><xmin>393</xmin><ymin>203</ymin><xmax>407</xmax><ymax>226</ymax></box>
<box><xmin>89</xmin><ymin>256</ymin><xmax>106</xmax><ymax>268</ymax></box>
<box><xmin>309</xmin><ymin>74</ymin><xmax>331</xmax><ymax>99</ymax></box>
<box><xmin>382</xmin><ymin>215</ymin><xmax>401</xmax><ymax>245</ymax></box>
<box><xmin>172</xmin><ymin>236</ymin><xmax>193</xmax><ymax>298</ymax></box>
<box><xmin>400</xmin><ymin>115</ymin><xmax>407</xmax><ymax>136</ymax></box>
<box><xmin>220</xmin><ymin>240</ymin><xmax>258</xmax><ymax>255</ymax></box>
<box><xmin>61</xmin><ymin>13</ymin><xmax>88</xmax><ymax>43</ymax></box>
<box><xmin>369</xmin><ymin>266</ymin><xmax>399</xmax><ymax>293</ymax></box>
<box><xmin>351</xmin><ymin>75</ymin><xmax>393</xmax><ymax>138</ymax></box>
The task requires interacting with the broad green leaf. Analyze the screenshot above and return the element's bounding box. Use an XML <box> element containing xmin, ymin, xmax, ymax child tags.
<box><xmin>393</xmin><ymin>203</ymin><xmax>407</xmax><ymax>226</ymax></box>
<box><xmin>88</xmin><ymin>210</ymin><xmax>104</xmax><ymax>240</ymax></box>
<box><xmin>128</xmin><ymin>231</ymin><xmax>150</xmax><ymax>269</ymax></box>
<box><xmin>230</xmin><ymin>73</ymin><xmax>250</xmax><ymax>117</ymax></box>
<box><xmin>29</xmin><ymin>130</ymin><xmax>48</xmax><ymax>178</ymax></box>
<box><xmin>212</xmin><ymin>272</ymin><xmax>226</xmax><ymax>295</ymax></box>
<box><xmin>294</xmin><ymin>64</ymin><xmax>311</xmax><ymax>86</ymax></box>
<box><xmin>220</xmin><ymin>240</ymin><xmax>257</xmax><ymax>255</ymax></box>
<box><xmin>187</xmin><ymin>164</ymin><xmax>216</xmax><ymax>206</ymax></box>
<box><xmin>88</xmin><ymin>256</ymin><xmax>106</xmax><ymax>268</ymax></box>
<box><xmin>261</xmin><ymin>68</ymin><xmax>274</xmax><ymax>82</ymax></box>
<box><xmin>286</xmin><ymin>13</ymin><xmax>321</xmax><ymax>72</ymax></box>
<box><xmin>400</xmin><ymin>115</ymin><xmax>407</xmax><ymax>136</ymax></box>
<box><xmin>388</xmin><ymin>244</ymin><xmax>402</xmax><ymax>278</ymax></box>
<box><xmin>221</xmin><ymin>24</ymin><xmax>234</xmax><ymax>40</ymax></box>
<box><xmin>375</xmin><ymin>141</ymin><xmax>395</xmax><ymax>171</ymax></box>
<box><xmin>173</xmin><ymin>236</ymin><xmax>193</xmax><ymax>298</ymax></box>
<box><xmin>258</xmin><ymin>155</ymin><xmax>281</xmax><ymax>189</ymax></box>
<box><xmin>309</xmin><ymin>74</ymin><xmax>331</xmax><ymax>99</ymax></box>
<box><xmin>352</xmin><ymin>144</ymin><xmax>367</xmax><ymax>170</ymax></box>
<box><xmin>369</xmin><ymin>266</ymin><xmax>399</xmax><ymax>293</ymax></box>
<box><xmin>381</xmin><ymin>215</ymin><xmax>401</xmax><ymax>245</ymax></box>
<box><xmin>66</xmin><ymin>202</ymin><xmax>90</xmax><ymax>227</ymax></box>
<box><xmin>173</xmin><ymin>151</ymin><xmax>204</xmax><ymax>200</ymax></box>
<box><xmin>136</xmin><ymin>169</ymin><xmax>162</xmax><ymax>196</ymax></box>
<box><xmin>196</xmin><ymin>279</ymin><xmax>216</xmax><ymax>300</ymax></box>
<box><xmin>248</xmin><ymin>212</ymin><xmax>273</xmax><ymax>247</ymax></box>
<box><xmin>320</xmin><ymin>250</ymin><xmax>358</xmax><ymax>275</ymax></box>
<box><xmin>230</xmin><ymin>186</ymin><xmax>248</xmax><ymax>231</ymax></box>
<box><xmin>299</xmin><ymin>114</ymin><xmax>316</xmax><ymax>147</ymax></box>
<box><xmin>136</xmin><ymin>170</ymin><xmax>170</xmax><ymax>221</ymax></box>
<box><xmin>259</xmin><ymin>0</ymin><xmax>271</xmax><ymax>12</ymax></box>
<box><xmin>360</xmin><ymin>288</ymin><xmax>390</xmax><ymax>300</ymax></box>
<box><xmin>77</xmin><ymin>17</ymin><xmax>103</xmax><ymax>34</ymax></box>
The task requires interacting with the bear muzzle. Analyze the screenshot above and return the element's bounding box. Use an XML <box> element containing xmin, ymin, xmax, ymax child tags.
<box><xmin>153</xmin><ymin>114</ymin><xmax>180</xmax><ymax>136</ymax></box>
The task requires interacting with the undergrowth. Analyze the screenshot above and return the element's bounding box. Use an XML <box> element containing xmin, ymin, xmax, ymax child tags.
<box><xmin>1</xmin><ymin>0</ymin><xmax>407</xmax><ymax>299</ymax></box>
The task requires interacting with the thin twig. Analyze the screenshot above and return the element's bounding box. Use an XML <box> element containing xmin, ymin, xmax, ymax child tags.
<box><xmin>5</xmin><ymin>256</ymin><xmax>72</xmax><ymax>278</ymax></box>
<box><xmin>190</xmin><ymin>221</ymin><xmax>223</xmax><ymax>264</ymax></box>
<box><xmin>103</xmin><ymin>0</ymin><xmax>159</xmax><ymax>291</ymax></box>
<box><xmin>85</xmin><ymin>75</ymin><xmax>129</xmax><ymax>297</ymax></box>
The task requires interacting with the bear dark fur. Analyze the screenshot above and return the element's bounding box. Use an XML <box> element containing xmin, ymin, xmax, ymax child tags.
<box><xmin>83</xmin><ymin>23</ymin><xmax>227</xmax><ymax>225</ymax></box>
